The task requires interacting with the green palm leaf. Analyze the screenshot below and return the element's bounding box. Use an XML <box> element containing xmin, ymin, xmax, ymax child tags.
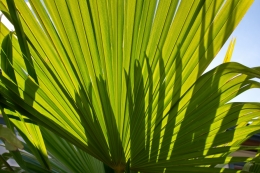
<box><xmin>1</xmin><ymin>108</ymin><xmax>50</xmax><ymax>171</ymax></box>
<box><xmin>41</xmin><ymin>127</ymin><xmax>106</xmax><ymax>173</ymax></box>
<box><xmin>0</xmin><ymin>0</ymin><xmax>259</xmax><ymax>172</ymax></box>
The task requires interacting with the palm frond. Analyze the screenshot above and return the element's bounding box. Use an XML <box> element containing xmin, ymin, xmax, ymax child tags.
<box><xmin>0</xmin><ymin>0</ymin><xmax>259</xmax><ymax>172</ymax></box>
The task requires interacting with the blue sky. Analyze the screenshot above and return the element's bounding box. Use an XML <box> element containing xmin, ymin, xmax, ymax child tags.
<box><xmin>206</xmin><ymin>0</ymin><xmax>260</xmax><ymax>102</ymax></box>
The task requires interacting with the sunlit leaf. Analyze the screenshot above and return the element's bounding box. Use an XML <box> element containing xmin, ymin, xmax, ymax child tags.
<box><xmin>0</xmin><ymin>0</ymin><xmax>259</xmax><ymax>172</ymax></box>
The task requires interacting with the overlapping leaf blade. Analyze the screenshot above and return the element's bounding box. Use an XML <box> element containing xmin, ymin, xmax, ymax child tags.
<box><xmin>0</xmin><ymin>0</ymin><xmax>259</xmax><ymax>172</ymax></box>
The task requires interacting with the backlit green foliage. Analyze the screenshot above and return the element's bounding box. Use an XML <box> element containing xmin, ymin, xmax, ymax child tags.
<box><xmin>0</xmin><ymin>0</ymin><xmax>259</xmax><ymax>172</ymax></box>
